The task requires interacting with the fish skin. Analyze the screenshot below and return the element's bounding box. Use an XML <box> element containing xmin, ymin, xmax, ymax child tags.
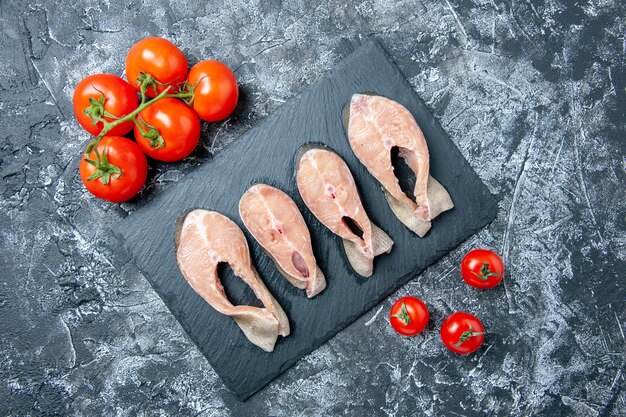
<box><xmin>175</xmin><ymin>209</ymin><xmax>290</xmax><ymax>352</ymax></box>
<box><xmin>344</xmin><ymin>94</ymin><xmax>453</xmax><ymax>237</ymax></box>
<box><xmin>296</xmin><ymin>145</ymin><xmax>393</xmax><ymax>277</ymax></box>
<box><xmin>239</xmin><ymin>184</ymin><xmax>326</xmax><ymax>298</ymax></box>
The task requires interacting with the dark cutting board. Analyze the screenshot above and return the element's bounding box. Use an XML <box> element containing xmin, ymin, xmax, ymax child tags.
<box><xmin>114</xmin><ymin>40</ymin><xmax>497</xmax><ymax>400</ymax></box>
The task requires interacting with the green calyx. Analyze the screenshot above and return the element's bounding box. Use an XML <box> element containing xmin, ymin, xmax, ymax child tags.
<box><xmin>83</xmin><ymin>146</ymin><xmax>122</xmax><ymax>185</ymax></box>
<box><xmin>391</xmin><ymin>301</ymin><xmax>412</xmax><ymax>326</ymax></box>
<box><xmin>84</xmin><ymin>95</ymin><xmax>117</xmax><ymax>125</ymax></box>
<box><xmin>177</xmin><ymin>80</ymin><xmax>197</xmax><ymax>105</ymax></box>
<box><xmin>471</xmin><ymin>262</ymin><xmax>502</xmax><ymax>281</ymax></box>
<box><xmin>136</xmin><ymin>71</ymin><xmax>165</xmax><ymax>102</ymax></box>
<box><xmin>135</xmin><ymin>116</ymin><xmax>165</xmax><ymax>150</ymax></box>
<box><xmin>145</xmin><ymin>128</ymin><xmax>165</xmax><ymax>149</ymax></box>
<box><xmin>452</xmin><ymin>322</ymin><xmax>485</xmax><ymax>347</ymax></box>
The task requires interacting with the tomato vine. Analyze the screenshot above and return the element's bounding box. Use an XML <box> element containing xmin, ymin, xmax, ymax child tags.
<box><xmin>84</xmin><ymin>76</ymin><xmax>194</xmax><ymax>154</ymax></box>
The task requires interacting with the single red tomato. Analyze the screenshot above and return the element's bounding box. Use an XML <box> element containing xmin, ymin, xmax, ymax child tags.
<box><xmin>389</xmin><ymin>296</ymin><xmax>429</xmax><ymax>336</ymax></box>
<box><xmin>80</xmin><ymin>136</ymin><xmax>148</xmax><ymax>203</ymax></box>
<box><xmin>126</xmin><ymin>37</ymin><xmax>188</xmax><ymax>97</ymax></box>
<box><xmin>461</xmin><ymin>249</ymin><xmax>504</xmax><ymax>289</ymax></box>
<box><xmin>134</xmin><ymin>98</ymin><xmax>200</xmax><ymax>162</ymax></box>
<box><xmin>73</xmin><ymin>74</ymin><xmax>138</xmax><ymax>136</ymax></box>
<box><xmin>440</xmin><ymin>312</ymin><xmax>485</xmax><ymax>354</ymax></box>
<box><xmin>187</xmin><ymin>60</ymin><xmax>238</xmax><ymax>122</ymax></box>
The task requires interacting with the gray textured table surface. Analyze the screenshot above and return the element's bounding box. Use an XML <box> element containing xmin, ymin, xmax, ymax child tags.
<box><xmin>1</xmin><ymin>0</ymin><xmax>624</xmax><ymax>415</ymax></box>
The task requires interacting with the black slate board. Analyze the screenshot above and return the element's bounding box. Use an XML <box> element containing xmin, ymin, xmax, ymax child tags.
<box><xmin>115</xmin><ymin>40</ymin><xmax>497</xmax><ymax>400</ymax></box>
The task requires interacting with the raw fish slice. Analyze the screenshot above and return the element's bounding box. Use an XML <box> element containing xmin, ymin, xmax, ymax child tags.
<box><xmin>344</xmin><ymin>94</ymin><xmax>453</xmax><ymax>237</ymax></box>
<box><xmin>239</xmin><ymin>184</ymin><xmax>326</xmax><ymax>298</ymax></box>
<box><xmin>175</xmin><ymin>209</ymin><xmax>289</xmax><ymax>352</ymax></box>
<box><xmin>295</xmin><ymin>145</ymin><xmax>393</xmax><ymax>277</ymax></box>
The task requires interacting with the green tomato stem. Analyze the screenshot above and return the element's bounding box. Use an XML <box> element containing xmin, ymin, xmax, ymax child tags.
<box><xmin>471</xmin><ymin>262</ymin><xmax>502</xmax><ymax>281</ymax></box>
<box><xmin>84</xmin><ymin>86</ymin><xmax>194</xmax><ymax>154</ymax></box>
<box><xmin>452</xmin><ymin>322</ymin><xmax>485</xmax><ymax>347</ymax></box>
<box><xmin>165</xmin><ymin>92</ymin><xmax>196</xmax><ymax>99</ymax></box>
<box><xmin>132</xmin><ymin>118</ymin><xmax>147</xmax><ymax>136</ymax></box>
<box><xmin>84</xmin><ymin>146</ymin><xmax>122</xmax><ymax>184</ymax></box>
<box><xmin>391</xmin><ymin>301</ymin><xmax>412</xmax><ymax>326</ymax></box>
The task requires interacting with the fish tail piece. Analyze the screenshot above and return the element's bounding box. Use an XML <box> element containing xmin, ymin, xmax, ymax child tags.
<box><xmin>342</xmin><ymin>239</ymin><xmax>374</xmax><ymax>277</ymax></box>
<box><xmin>426</xmin><ymin>175</ymin><xmax>454</xmax><ymax>220</ymax></box>
<box><xmin>306</xmin><ymin>268</ymin><xmax>327</xmax><ymax>298</ymax></box>
<box><xmin>383</xmin><ymin>175</ymin><xmax>453</xmax><ymax>237</ymax></box>
<box><xmin>252</xmin><ymin>268</ymin><xmax>290</xmax><ymax>338</ymax></box>
<box><xmin>341</xmin><ymin>223</ymin><xmax>392</xmax><ymax>277</ymax></box>
<box><xmin>232</xmin><ymin>311</ymin><xmax>281</xmax><ymax>352</ymax></box>
<box><xmin>370</xmin><ymin>222</ymin><xmax>394</xmax><ymax>256</ymax></box>
<box><xmin>383</xmin><ymin>189</ymin><xmax>432</xmax><ymax>237</ymax></box>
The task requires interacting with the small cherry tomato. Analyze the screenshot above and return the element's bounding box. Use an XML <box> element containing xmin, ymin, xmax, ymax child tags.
<box><xmin>134</xmin><ymin>98</ymin><xmax>200</xmax><ymax>162</ymax></box>
<box><xmin>440</xmin><ymin>312</ymin><xmax>485</xmax><ymax>354</ymax></box>
<box><xmin>389</xmin><ymin>296</ymin><xmax>429</xmax><ymax>336</ymax></box>
<box><xmin>126</xmin><ymin>37</ymin><xmax>188</xmax><ymax>98</ymax></box>
<box><xmin>73</xmin><ymin>74</ymin><xmax>138</xmax><ymax>136</ymax></box>
<box><xmin>187</xmin><ymin>60</ymin><xmax>238</xmax><ymax>122</ymax></box>
<box><xmin>461</xmin><ymin>249</ymin><xmax>504</xmax><ymax>289</ymax></box>
<box><xmin>80</xmin><ymin>136</ymin><xmax>148</xmax><ymax>203</ymax></box>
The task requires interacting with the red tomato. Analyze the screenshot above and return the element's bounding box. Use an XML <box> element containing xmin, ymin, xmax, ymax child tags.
<box><xmin>440</xmin><ymin>312</ymin><xmax>485</xmax><ymax>354</ymax></box>
<box><xmin>126</xmin><ymin>37</ymin><xmax>188</xmax><ymax>97</ymax></box>
<box><xmin>80</xmin><ymin>136</ymin><xmax>147</xmax><ymax>203</ymax></box>
<box><xmin>389</xmin><ymin>296</ymin><xmax>429</xmax><ymax>336</ymax></box>
<box><xmin>134</xmin><ymin>98</ymin><xmax>200</xmax><ymax>162</ymax></box>
<box><xmin>187</xmin><ymin>60</ymin><xmax>238</xmax><ymax>122</ymax></box>
<box><xmin>73</xmin><ymin>74</ymin><xmax>138</xmax><ymax>136</ymax></box>
<box><xmin>461</xmin><ymin>249</ymin><xmax>504</xmax><ymax>289</ymax></box>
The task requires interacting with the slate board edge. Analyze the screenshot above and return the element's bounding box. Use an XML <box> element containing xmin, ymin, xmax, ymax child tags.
<box><xmin>112</xmin><ymin>38</ymin><xmax>498</xmax><ymax>401</ymax></box>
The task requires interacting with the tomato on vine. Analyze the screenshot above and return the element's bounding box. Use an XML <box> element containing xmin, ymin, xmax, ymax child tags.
<box><xmin>187</xmin><ymin>60</ymin><xmax>238</xmax><ymax>122</ymax></box>
<box><xmin>73</xmin><ymin>74</ymin><xmax>138</xmax><ymax>136</ymax></box>
<box><xmin>80</xmin><ymin>136</ymin><xmax>147</xmax><ymax>203</ymax></box>
<box><xmin>440</xmin><ymin>312</ymin><xmax>485</xmax><ymax>354</ymax></box>
<box><xmin>461</xmin><ymin>249</ymin><xmax>504</xmax><ymax>289</ymax></box>
<box><xmin>126</xmin><ymin>37</ymin><xmax>188</xmax><ymax>98</ymax></box>
<box><xmin>134</xmin><ymin>98</ymin><xmax>201</xmax><ymax>162</ymax></box>
<box><xmin>75</xmin><ymin>38</ymin><xmax>242</xmax><ymax>203</ymax></box>
<box><xmin>389</xmin><ymin>296</ymin><xmax>429</xmax><ymax>336</ymax></box>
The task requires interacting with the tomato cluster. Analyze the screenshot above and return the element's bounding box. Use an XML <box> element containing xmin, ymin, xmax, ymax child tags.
<box><xmin>73</xmin><ymin>37</ymin><xmax>239</xmax><ymax>203</ymax></box>
<box><xmin>389</xmin><ymin>249</ymin><xmax>504</xmax><ymax>355</ymax></box>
